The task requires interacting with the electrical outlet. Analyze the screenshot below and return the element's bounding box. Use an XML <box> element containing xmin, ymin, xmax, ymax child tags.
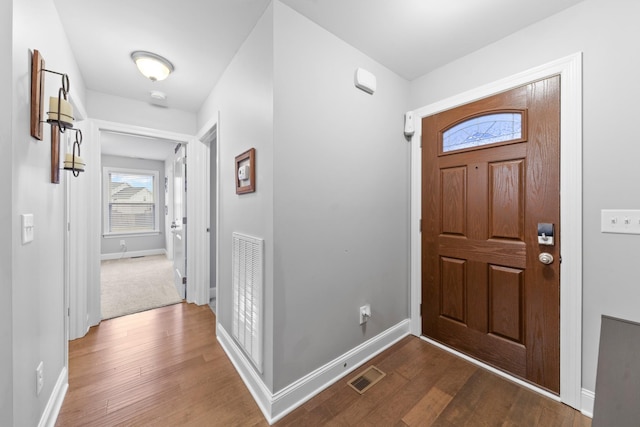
<box><xmin>359</xmin><ymin>304</ymin><xmax>371</xmax><ymax>325</ymax></box>
<box><xmin>36</xmin><ymin>361</ymin><xmax>44</xmax><ymax>396</ymax></box>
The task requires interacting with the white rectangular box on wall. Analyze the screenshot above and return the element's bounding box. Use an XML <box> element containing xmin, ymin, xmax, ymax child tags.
<box><xmin>601</xmin><ymin>209</ymin><xmax>640</xmax><ymax>234</ymax></box>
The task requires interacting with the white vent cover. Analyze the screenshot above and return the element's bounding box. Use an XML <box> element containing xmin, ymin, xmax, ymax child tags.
<box><xmin>232</xmin><ymin>232</ymin><xmax>264</xmax><ymax>373</ymax></box>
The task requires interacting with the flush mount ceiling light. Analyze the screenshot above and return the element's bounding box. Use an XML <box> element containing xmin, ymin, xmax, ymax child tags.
<box><xmin>131</xmin><ymin>51</ymin><xmax>174</xmax><ymax>82</ymax></box>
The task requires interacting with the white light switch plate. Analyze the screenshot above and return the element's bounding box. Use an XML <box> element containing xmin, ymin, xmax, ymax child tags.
<box><xmin>601</xmin><ymin>209</ymin><xmax>640</xmax><ymax>234</ymax></box>
<box><xmin>21</xmin><ymin>214</ymin><xmax>34</xmax><ymax>244</ymax></box>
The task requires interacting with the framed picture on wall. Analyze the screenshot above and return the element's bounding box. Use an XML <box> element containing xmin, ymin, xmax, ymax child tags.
<box><xmin>235</xmin><ymin>148</ymin><xmax>256</xmax><ymax>194</ymax></box>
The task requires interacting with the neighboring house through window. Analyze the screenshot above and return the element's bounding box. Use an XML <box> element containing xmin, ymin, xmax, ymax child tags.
<box><xmin>103</xmin><ymin>167</ymin><xmax>160</xmax><ymax>235</ymax></box>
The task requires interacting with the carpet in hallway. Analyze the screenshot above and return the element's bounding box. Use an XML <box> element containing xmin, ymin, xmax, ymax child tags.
<box><xmin>101</xmin><ymin>255</ymin><xmax>182</xmax><ymax>319</ymax></box>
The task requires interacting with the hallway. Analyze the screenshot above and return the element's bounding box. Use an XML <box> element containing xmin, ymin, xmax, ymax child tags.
<box><xmin>57</xmin><ymin>303</ymin><xmax>590</xmax><ymax>426</ymax></box>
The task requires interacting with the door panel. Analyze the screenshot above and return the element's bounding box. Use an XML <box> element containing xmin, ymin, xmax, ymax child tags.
<box><xmin>172</xmin><ymin>145</ymin><xmax>186</xmax><ymax>299</ymax></box>
<box><xmin>422</xmin><ymin>76</ymin><xmax>560</xmax><ymax>393</ymax></box>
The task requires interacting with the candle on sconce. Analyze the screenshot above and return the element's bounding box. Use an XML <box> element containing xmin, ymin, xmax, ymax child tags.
<box><xmin>48</xmin><ymin>96</ymin><xmax>74</xmax><ymax>127</ymax></box>
<box><xmin>63</xmin><ymin>153</ymin><xmax>85</xmax><ymax>171</ymax></box>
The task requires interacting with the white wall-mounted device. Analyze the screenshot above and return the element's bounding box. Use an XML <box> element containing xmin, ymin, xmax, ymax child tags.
<box><xmin>238</xmin><ymin>164</ymin><xmax>250</xmax><ymax>181</ymax></box>
<box><xmin>359</xmin><ymin>304</ymin><xmax>371</xmax><ymax>325</ymax></box>
<box><xmin>22</xmin><ymin>213</ymin><xmax>34</xmax><ymax>244</ymax></box>
<box><xmin>354</xmin><ymin>68</ymin><xmax>376</xmax><ymax>95</ymax></box>
<box><xmin>404</xmin><ymin>111</ymin><xmax>415</xmax><ymax>137</ymax></box>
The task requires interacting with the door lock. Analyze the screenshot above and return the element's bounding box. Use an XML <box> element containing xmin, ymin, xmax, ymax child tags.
<box><xmin>539</xmin><ymin>252</ymin><xmax>554</xmax><ymax>265</ymax></box>
<box><xmin>537</xmin><ymin>223</ymin><xmax>554</xmax><ymax>245</ymax></box>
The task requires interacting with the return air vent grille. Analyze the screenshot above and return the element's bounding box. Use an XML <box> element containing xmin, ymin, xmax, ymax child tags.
<box><xmin>232</xmin><ymin>232</ymin><xmax>264</xmax><ymax>373</ymax></box>
<box><xmin>347</xmin><ymin>365</ymin><xmax>386</xmax><ymax>394</ymax></box>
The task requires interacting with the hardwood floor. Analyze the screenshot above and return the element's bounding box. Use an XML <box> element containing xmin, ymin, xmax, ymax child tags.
<box><xmin>57</xmin><ymin>302</ymin><xmax>591</xmax><ymax>426</ymax></box>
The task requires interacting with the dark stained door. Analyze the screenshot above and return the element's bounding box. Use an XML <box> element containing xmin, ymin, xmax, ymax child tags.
<box><xmin>421</xmin><ymin>76</ymin><xmax>561</xmax><ymax>393</ymax></box>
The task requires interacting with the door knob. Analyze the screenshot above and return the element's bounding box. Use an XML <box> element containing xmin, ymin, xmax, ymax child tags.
<box><xmin>538</xmin><ymin>252</ymin><xmax>554</xmax><ymax>265</ymax></box>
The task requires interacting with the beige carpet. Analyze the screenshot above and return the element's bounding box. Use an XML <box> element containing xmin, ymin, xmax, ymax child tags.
<box><xmin>101</xmin><ymin>255</ymin><xmax>183</xmax><ymax>320</ymax></box>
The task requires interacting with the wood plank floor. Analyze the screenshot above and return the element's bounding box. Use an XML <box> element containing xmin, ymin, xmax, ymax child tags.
<box><xmin>56</xmin><ymin>302</ymin><xmax>591</xmax><ymax>426</ymax></box>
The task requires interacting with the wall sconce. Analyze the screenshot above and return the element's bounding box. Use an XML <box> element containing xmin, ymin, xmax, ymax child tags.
<box><xmin>131</xmin><ymin>51</ymin><xmax>174</xmax><ymax>82</ymax></box>
<box><xmin>30</xmin><ymin>49</ymin><xmax>84</xmax><ymax>183</ymax></box>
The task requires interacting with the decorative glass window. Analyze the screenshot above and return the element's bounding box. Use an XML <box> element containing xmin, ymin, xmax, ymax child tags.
<box><xmin>442</xmin><ymin>112</ymin><xmax>523</xmax><ymax>153</ymax></box>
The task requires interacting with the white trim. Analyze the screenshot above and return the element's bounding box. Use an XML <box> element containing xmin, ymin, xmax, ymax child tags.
<box><xmin>217</xmin><ymin>325</ymin><xmax>272</xmax><ymax>422</ymax></box>
<box><xmin>92</xmin><ymin>119</ymin><xmax>193</xmax><ymax>143</ymax></box>
<box><xmin>409</xmin><ymin>53</ymin><xmax>583</xmax><ymax>409</ymax></box>
<box><xmin>38</xmin><ymin>367</ymin><xmax>68</xmax><ymax>427</ymax></box>
<box><xmin>81</xmin><ymin>120</ymin><xmax>195</xmax><ymax>329</ymax></box>
<box><xmin>217</xmin><ymin>319</ymin><xmax>411</xmax><ymax>424</ymax></box>
<box><xmin>100</xmin><ymin>248</ymin><xmax>167</xmax><ymax>261</ymax></box>
<box><xmin>102</xmin><ymin>231</ymin><xmax>160</xmax><ymax>238</ymax></box>
<box><xmin>194</xmin><ymin>113</ymin><xmax>220</xmax><ymax>308</ymax></box>
<box><xmin>581</xmin><ymin>388</ymin><xmax>595</xmax><ymax>418</ymax></box>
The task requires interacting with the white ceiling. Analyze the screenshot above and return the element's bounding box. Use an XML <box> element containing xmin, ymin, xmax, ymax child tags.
<box><xmin>53</xmin><ymin>0</ymin><xmax>583</xmax><ymax>159</ymax></box>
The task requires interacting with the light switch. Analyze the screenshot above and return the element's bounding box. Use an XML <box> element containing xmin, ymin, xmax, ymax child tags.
<box><xmin>601</xmin><ymin>209</ymin><xmax>640</xmax><ymax>234</ymax></box>
<box><xmin>21</xmin><ymin>214</ymin><xmax>34</xmax><ymax>244</ymax></box>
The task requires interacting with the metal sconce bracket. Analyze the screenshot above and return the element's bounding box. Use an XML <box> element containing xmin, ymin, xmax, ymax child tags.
<box><xmin>63</xmin><ymin>129</ymin><xmax>84</xmax><ymax>177</ymax></box>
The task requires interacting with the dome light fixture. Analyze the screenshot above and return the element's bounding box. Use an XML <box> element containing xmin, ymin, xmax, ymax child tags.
<box><xmin>131</xmin><ymin>51</ymin><xmax>174</xmax><ymax>82</ymax></box>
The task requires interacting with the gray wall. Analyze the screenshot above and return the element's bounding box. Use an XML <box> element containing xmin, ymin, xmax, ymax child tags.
<box><xmin>271</xmin><ymin>2</ymin><xmax>411</xmax><ymax>391</ymax></box>
<box><xmin>1</xmin><ymin>0</ymin><xmax>13</xmax><ymax>423</ymax></box>
<box><xmin>408</xmin><ymin>0</ymin><xmax>640</xmax><ymax>394</ymax></box>
<box><xmin>101</xmin><ymin>155</ymin><xmax>167</xmax><ymax>256</ymax></box>
<box><xmin>198</xmin><ymin>3</ymin><xmax>275</xmax><ymax>389</ymax></box>
<box><xmin>11</xmin><ymin>0</ymin><xmax>88</xmax><ymax>424</ymax></box>
<box><xmin>197</xmin><ymin>0</ymin><xmax>412</xmax><ymax>394</ymax></box>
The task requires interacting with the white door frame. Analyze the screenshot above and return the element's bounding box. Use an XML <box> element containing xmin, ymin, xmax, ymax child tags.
<box><xmin>409</xmin><ymin>53</ymin><xmax>583</xmax><ymax>409</ymax></box>
<box><xmin>195</xmin><ymin>112</ymin><xmax>220</xmax><ymax>309</ymax></box>
<box><xmin>85</xmin><ymin>120</ymin><xmax>202</xmax><ymax>328</ymax></box>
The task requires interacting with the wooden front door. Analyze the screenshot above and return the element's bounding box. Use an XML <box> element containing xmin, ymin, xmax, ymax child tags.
<box><xmin>421</xmin><ymin>76</ymin><xmax>560</xmax><ymax>393</ymax></box>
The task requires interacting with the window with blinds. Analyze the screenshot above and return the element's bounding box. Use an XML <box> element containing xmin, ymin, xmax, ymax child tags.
<box><xmin>103</xmin><ymin>167</ymin><xmax>160</xmax><ymax>235</ymax></box>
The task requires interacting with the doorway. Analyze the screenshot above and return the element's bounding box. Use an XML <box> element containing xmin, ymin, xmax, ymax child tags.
<box><xmin>409</xmin><ymin>53</ymin><xmax>583</xmax><ymax>408</ymax></box>
<box><xmin>98</xmin><ymin>127</ymin><xmax>187</xmax><ymax>319</ymax></box>
<box><xmin>421</xmin><ymin>76</ymin><xmax>560</xmax><ymax>393</ymax></box>
<box><xmin>197</xmin><ymin>122</ymin><xmax>217</xmax><ymax>315</ymax></box>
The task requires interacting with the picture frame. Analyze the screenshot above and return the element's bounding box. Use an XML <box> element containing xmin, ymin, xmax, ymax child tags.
<box><xmin>235</xmin><ymin>148</ymin><xmax>256</xmax><ymax>194</ymax></box>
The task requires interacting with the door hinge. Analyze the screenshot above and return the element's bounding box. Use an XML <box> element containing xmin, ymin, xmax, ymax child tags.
<box><xmin>419</xmin><ymin>219</ymin><xmax>422</xmax><ymax>232</ymax></box>
<box><xmin>420</xmin><ymin>303</ymin><xmax>423</xmax><ymax>316</ymax></box>
<box><xmin>68</xmin><ymin>307</ymin><xmax>70</xmax><ymax>317</ymax></box>
<box><xmin>182</xmin><ymin>277</ymin><xmax>187</xmax><ymax>285</ymax></box>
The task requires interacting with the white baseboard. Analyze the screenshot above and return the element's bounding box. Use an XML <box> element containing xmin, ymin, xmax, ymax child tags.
<box><xmin>38</xmin><ymin>367</ymin><xmax>68</xmax><ymax>427</ymax></box>
<box><xmin>581</xmin><ymin>388</ymin><xmax>595</xmax><ymax>418</ymax></box>
<box><xmin>100</xmin><ymin>248</ymin><xmax>167</xmax><ymax>261</ymax></box>
<box><xmin>217</xmin><ymin>319</ymin><xmax>411</xmax><ymax>424</ymax></box>
<box><xmin>217</xmin><ymin>325</ymin><xmax>273</xmax><ymax>421</ymax></box>
<box><xmin>209</xmin><ymin>286</ymin><xmax>216</xmax><ymax>300</ymax></box>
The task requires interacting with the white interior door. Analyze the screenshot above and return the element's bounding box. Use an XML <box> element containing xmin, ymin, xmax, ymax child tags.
<box><xmin>172</xmin><ymin>145</ymin><xmax>187</xmax><ymax>299</ymax></box>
